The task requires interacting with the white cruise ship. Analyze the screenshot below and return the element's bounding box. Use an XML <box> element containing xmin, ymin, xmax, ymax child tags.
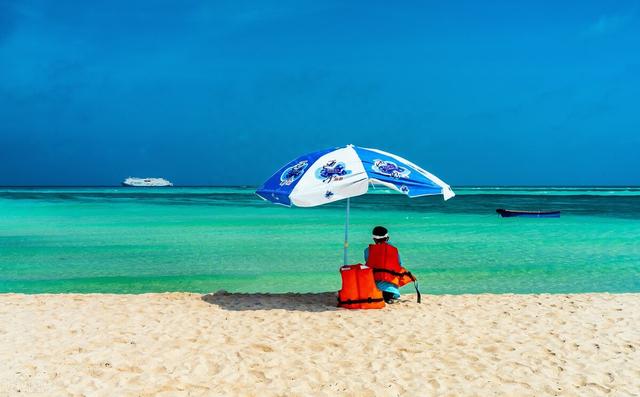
<box><xmin>122</xmin><ymin>177</ymin><xmax>173</xmax><ymax>187</ymax></box>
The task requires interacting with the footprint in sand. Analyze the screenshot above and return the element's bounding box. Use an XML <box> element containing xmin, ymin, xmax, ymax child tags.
<box><xmin>252</xmin><ymin>343</ymin><xmax>274</xmax><ymax>353</ymax></box>
<box><xmin>483</xmin><ymin>345</ymin><xmax>498</xmax><ymax>353</ymax></box>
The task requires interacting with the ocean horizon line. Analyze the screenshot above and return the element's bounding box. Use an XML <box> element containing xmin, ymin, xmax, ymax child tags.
<box><xmin>2</xmin><ymin>184</ymin><xmax>640</xmax><ymax>189</ymax></box>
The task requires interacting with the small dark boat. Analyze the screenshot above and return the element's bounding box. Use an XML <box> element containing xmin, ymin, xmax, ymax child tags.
<box><xmin>496</xmin><ymin>209</ymin><xmax>560</xmax><ymax>218</ymax></box>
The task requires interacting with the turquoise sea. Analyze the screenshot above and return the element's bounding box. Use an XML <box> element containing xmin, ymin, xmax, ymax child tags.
<box><xmin>1</xmin><ymin>187</ymin><xmax>639</xmax><ymax>294</ymax></box>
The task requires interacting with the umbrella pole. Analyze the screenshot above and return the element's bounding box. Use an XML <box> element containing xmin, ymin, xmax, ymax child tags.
<box><xmin>343</xmin><ymin>197</ymin><xmax>350</xmax><ymax>265</ymax></box>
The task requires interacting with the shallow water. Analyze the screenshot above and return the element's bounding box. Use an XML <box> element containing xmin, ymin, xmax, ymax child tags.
<box><xmin>1</xmin><ymin>187</ymin><xmax>639</xmax><ymax>294</ymax></box>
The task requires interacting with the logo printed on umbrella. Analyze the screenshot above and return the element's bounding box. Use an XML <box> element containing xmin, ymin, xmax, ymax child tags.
<box><xmin>372</xmin><ymin>159</ymin><xmax>410</xmax><ymax>179</ymax></box>
<box><xmin>280</xmin><ymin>160</ymin><xmax>308</xmax><ymax>186</ymax></box>
<box><xmin>324</xmin><ymin>190</ymin><xmax>334</xmax><ymax>199</ymax></box>
<box><xmin>400</xmin><ymin>185</ymin><xmax>410</xmax><ymax>194</ymax></box>
<box><xmin>315</xmin><ymin>160</ymin><xmax>352</xmax><ymax>183</ymax></box>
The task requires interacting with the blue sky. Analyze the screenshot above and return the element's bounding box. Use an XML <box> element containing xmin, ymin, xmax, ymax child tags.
<box><xmin>0</xmin><ymin>0</ymin><xmax>639</xmax><ymax>186</ymax></box>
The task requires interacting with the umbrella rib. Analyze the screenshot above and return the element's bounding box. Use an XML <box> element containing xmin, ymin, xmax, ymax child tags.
<box><xmin>342</xmin><ymin>175</ymin><xmax>369</xmax><ymax>187</ymax></box>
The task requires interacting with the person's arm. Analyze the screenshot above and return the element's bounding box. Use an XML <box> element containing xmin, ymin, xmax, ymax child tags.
<box><xmin>364</xmin><ymin>247</ymin><xmax>369</xmax><ymax>262</ymax></box>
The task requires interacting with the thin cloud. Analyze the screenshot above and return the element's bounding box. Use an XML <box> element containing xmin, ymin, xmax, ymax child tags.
<box><xmin>585</xmin><ymin>12</ymin><xmax>634</xmax><ymax>36</ymax></box>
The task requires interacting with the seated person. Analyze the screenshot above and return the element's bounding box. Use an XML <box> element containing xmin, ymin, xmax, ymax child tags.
<box><xmin>364</xmin><ymin>226</ymin><xmax>404</xmax><ymax>303</ymax></box>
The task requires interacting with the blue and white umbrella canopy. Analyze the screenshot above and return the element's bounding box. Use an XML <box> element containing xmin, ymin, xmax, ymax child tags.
<box><xmin>256</xmin><ymin>144</ymin><xmax>454</xmax><ymax>207</ymax></box>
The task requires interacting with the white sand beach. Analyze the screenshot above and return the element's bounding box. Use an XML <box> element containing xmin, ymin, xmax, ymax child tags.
<box><xmin>1</xmin><ymin>292</ymin><xmax>639</xmax><ymax>396</ymax></box>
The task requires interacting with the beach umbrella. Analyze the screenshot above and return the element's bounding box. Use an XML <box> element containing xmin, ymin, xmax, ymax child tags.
<box><xmin>256</xmin><ymin>144</ymin><xmax>454</xmax><ymax>265</ymax></box>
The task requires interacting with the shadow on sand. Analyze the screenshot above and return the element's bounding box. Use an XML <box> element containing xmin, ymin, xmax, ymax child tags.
<box><xmin>201</xmin><ymin>291</ymin><xmax>340</xmax><ymax>312</ymax></box>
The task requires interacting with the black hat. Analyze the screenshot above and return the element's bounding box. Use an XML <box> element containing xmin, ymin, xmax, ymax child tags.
<box><xmin>372</xmin><ymin>226</ymin><xmax>388</xmax><ymax>239</ymax></box>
